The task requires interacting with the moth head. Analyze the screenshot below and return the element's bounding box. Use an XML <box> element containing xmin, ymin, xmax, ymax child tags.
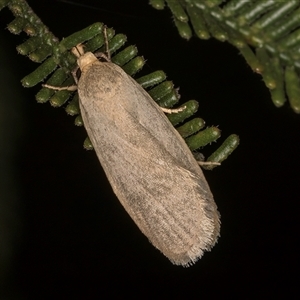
<box><xmin>71</xmin><ymin>44</ymin><xmax>98</xmax><ymax>71</ymax></box>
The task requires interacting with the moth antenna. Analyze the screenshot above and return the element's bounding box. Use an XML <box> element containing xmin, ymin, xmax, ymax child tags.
<box><xmin>71</xmin><ymin>43</ymin><xmax>85</xmax><ymax>58</ymax></box>
<box><xmin>74</xmin><ymin>45</ymin><xmax>81</xmax><ymax>57</ymax></box>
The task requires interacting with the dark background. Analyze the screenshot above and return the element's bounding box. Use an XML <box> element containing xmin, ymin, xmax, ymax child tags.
<box><xmin>1</xmin><ymin>0</ymin><xmax>299</xmax><ymax>298</ymax></box>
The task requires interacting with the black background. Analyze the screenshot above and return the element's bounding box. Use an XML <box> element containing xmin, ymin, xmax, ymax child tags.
<box><xmin>1</xmin><ymin>0</ymin><xmax>299</xmax><ymax>298</ymax></box>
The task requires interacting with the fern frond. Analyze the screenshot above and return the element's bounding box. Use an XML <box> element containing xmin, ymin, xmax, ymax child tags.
<box><xmin>150</xmin><ymin>0</ymin><xmax>300</xmax><ymax>113</ymax></box>
<box><xmin>0</xmin><ymin>0</ymin><xmax>239</xmax><ymax>167</ymax></box>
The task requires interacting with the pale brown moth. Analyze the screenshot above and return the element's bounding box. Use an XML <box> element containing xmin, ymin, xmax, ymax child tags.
<box><xmin>44</xmin><ymin>29</ymin><xmax>220</xmax><ymax>266</ymax></box>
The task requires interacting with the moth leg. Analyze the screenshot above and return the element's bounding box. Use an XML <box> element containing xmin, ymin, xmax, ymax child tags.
<box><xmin>43</xmin><ymin>65</ymin><xmax>79</xmax><ymax>91</ymax></box>
<box><xmin>71</xmin><ymin>66</ymin><xmax>80</xmax><ymax>84</ymax></box>
<box><xmin>103</xmin><ymin>25</ymin><xmax>111</xmax><ymax>61</ymax></box>
<box><xmin>161</xmin><ymin>106</ymin><xmax>186</xmax><ymax>114</ymax></box>
<box><xmin>43</xmin><ymin>84</ymin><xmax>78</xmax><ymax>91</ymax></box>
<box><xmin>197</xmin><ymin>161</ymin><xmax>221</xmax><ymax>167</ymax></box>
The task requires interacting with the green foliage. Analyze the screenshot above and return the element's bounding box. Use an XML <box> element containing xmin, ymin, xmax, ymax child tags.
<box><xmin>150</xmin><ymin>0</ymin><xmax>300</xmax><ymax>113</ymax></box>
<box><xmin>0</xmin><ymin>0</ymin><xmax>240</xmax><ymax>167</ymax></box>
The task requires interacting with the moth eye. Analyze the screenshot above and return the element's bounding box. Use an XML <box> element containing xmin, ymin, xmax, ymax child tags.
<box><xmin>98</xmin><ymin>57</ymin><xmax>109</xmax><ymax>63</ymax></box>
<box><xmin>75</xmin><ymin>68</ymin><xmax>82</xmax><ymax>80</ymax></box>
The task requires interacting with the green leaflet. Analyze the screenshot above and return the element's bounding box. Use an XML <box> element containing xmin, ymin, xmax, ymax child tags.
<box><xmin>1</xmin><ymin>0</ymin><xmax>239</xmax><ymax>166</ymax></box>
<box><xmin>150</xmin><ymin>0</ymin><xmax>300</xmax><ymax>114</ymax></box>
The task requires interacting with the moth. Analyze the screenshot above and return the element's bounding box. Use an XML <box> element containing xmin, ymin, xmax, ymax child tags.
<box><xmin>44</xmin><ymin>31</ymin><xmax>220</xmax><ymax>266</ymax></box>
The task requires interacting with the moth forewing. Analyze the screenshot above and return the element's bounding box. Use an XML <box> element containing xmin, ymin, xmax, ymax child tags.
<box><xmin>76</xmin><ymin>52</ymin><xmax>220</xmax><ymax>266</ymax></box>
